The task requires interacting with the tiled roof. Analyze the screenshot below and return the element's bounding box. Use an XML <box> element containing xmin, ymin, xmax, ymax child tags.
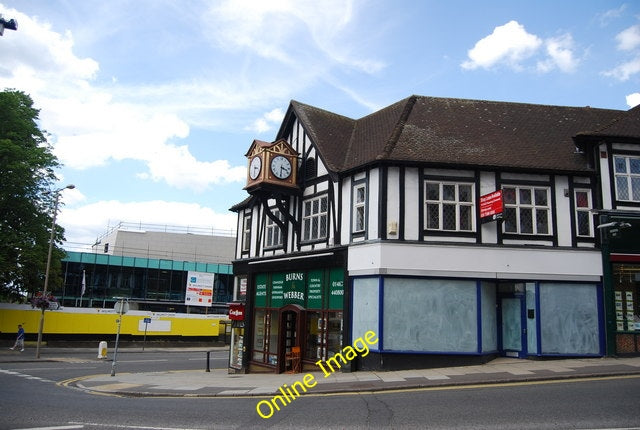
<box><xmin>576</xmin><ymin>103</ymin><xmax>640</xmax><ymax>140</ymax></box>
<box><xmin>289</xmin><ymin>95</ymin><xmax>625</xmax><ymax>173</ymax></box>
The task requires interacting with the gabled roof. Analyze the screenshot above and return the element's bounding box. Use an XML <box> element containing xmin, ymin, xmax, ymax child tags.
<box><xmin>576</xmin><ymin>103</ymin><xmax>640</xmax><ymax>141</ymax></box>
<box><xmin>286</xmin><ymin>95</ymin><xmax>625</xmax><ymax>174</ymax></box>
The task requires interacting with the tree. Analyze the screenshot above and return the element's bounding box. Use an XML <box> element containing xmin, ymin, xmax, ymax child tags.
<box><xmin>0</xmin><ymin>89</ymin><xmax>66</xmax><ymax>302</ymax></box>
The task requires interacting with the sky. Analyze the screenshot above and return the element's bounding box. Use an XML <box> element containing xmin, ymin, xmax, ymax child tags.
<box><xmin>1</xmin><ymin>0</ymin><xmax>639</xmax><ymax>251</ymax></box>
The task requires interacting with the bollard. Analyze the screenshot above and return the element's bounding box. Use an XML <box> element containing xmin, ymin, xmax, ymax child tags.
<box><xmin>206</xmin><ymin>350</ymin><xmax>211</xmax><ymax>372</ymax></box>
<box><xmin>98</xmin><ymin>341</ymin><xmax>108</xmax><ymax>359</ymax></box>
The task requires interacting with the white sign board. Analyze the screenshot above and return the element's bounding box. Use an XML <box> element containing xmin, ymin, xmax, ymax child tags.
<box><xmin>138</xmin><ymin>319</ymin><xmax>171</xmax><ymax>332</ymax></box>
<box><xmin>185</xmin><ymin>271</ymin><xmax>215</xmax><ymax>307</ymax></box>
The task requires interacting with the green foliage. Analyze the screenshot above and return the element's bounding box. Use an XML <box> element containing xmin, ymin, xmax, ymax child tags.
<box><xmin>0</xmin><ymin>89</ymin><xmax>66</xmax><ymax>302</ymax></box>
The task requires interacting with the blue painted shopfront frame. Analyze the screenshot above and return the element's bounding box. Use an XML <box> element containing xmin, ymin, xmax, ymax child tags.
<box><xmin>350</xmin><ymin>276</ymin><xmax>606</xmax><ymax>358</ymax></box>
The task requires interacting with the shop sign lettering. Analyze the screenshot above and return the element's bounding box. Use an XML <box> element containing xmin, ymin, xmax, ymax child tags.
<box><xmin>283</xmin><ymin>291</ymin><xmax>305</xmax><ymax>300</ymax></box>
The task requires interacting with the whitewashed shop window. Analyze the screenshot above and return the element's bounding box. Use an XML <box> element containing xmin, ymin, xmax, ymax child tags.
<box><xmin>614</xmin><ymin>155</ymin><xmax>640</xmax><ymax>202</ymax></box>
<box><xmin>352</xmin><ymin>183</ymin><xmax>366</xmax><ymax>233</ymax></box>
<box><xmin>242</xmin><ymin>214</ymin><xmax>252</xmax><ymax>252</ymax></box>
<box><xmin>574</xmin><ymin>189</ymin><xmax>593</xmax><ymax>237</ymax></box>
<box><xmin>503</xmin><ymin>186</ymin><xmax>551</xmax><ymax>235</ymax></box>
<box><xmin>425</xmin><ymin>181</ymin><xmax>474</xmax><ymax>231</ymax></box>
<box><xmin>265</xmin><ymin>209</ymin><xmax>284</xmax><ymax>248</ymax></box>
<box><xmin>303</xmin><ymin>194</ymin><xmax>328</xmax><ymax>241</ymax></box>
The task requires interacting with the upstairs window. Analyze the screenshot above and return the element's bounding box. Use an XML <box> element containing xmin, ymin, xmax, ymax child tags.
<box><xmin>574</xmin><ymin>189</ymin><xmax>593</xmax><ymax>237</ymax></box>
<box><xmin>425</xmin><ymin>181</ymin><xmax>474</xmax><ymax>231</ymax></box>
<box><xmin>242</xmin><ymin>214</ymin><xmax>252</xmax><ymax>252</ymax></box>
<box><xmin>265</xmin><ymin>209</ymin><xmax>284</xmax><ymax>248</ymax></box>
<box><xmin>352</xmin><ymin>183</ymin><xmax>366</xmax><ymax>233</ymax></box>
<box><xmin>303</xmin><ymin>195</ymin><xmax>328</xmax><ymax>241</ymax></box>
<box><xmin>503</xmin><ymin>186</ymin><xmax>551</xmax><ymax>235</ymax></box>
<box><xmin>614</xmin><ymin>155</ymin><xmax>640</xmax><ymax>202</ymax></box>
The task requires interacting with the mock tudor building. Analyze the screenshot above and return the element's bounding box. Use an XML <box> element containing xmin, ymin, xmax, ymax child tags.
<box><xmin>574</xmin><ymin>105</ymin><xmax>640</xmax><ymax>356</ymax></box>
<box><xmin>229</xmin><ymin>95</ymin><xmax>640</xmax><ymax>373</ymax></box>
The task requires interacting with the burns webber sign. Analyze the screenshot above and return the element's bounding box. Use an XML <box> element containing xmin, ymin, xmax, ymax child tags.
<box><xmin>480</xmin><ymin>190</ymin><xmax>504</xmax><ymax>223</ymax></box>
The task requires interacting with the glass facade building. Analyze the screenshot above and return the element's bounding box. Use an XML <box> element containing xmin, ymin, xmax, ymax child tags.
<box><xmin>54</xmin><ymin>251</ymin><xmax>233</xmax><ymax>314</ymax></box>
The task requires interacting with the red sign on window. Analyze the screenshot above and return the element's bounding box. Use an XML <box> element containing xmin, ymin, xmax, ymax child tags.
<box><xmin>480</xmin><ymin>190</ymin><xmax>504</xmax><ymax>222</ymax></box>
<box><xmin>228</xmin><ymin>303</ymin><xmax>245</xmax><ymax>321</ymax></box>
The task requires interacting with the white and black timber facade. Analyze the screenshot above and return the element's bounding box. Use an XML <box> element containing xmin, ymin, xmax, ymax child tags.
<box><xmin>229</xmin><ymin>95</ymin><xmax>640</xmax><ymax>373</ymax></box>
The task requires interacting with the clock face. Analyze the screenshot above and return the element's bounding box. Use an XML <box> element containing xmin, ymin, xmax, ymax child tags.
<box><xmin>270</xmin><ymin>155</ymin><xmax>292</xmax><ymax>179</ymax></box>
<box><xmin>249</xmin><ymin>156</ymin><xmax>262</xmax><ymax>180</ymax></box>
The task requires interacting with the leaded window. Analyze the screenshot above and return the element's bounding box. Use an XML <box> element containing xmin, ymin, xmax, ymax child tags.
<box><xmin>352</xmin><ymin>183</ymin><xmax>366</xmax><ymax>233</ymax></box>
<box><xmin>303</xmin><ymin>195</ymin><xmax>328</xmax><ymax>241</ymax></box>
<box><xmin>502</xmin><ymin>186</ymin><xmax>551</xmax><ymax>235</ymax></box>
<box><xmin>614</xmin><ymin>155</ymin><xmax>640</xmax><ymax>202</ymax></box>
<box><xmin>425</xmin><ymin>181</ymin><xmax>474</xmax><ymax>231</ymax></box>
<box><xmin>574</xmin><ymin>189</ymin><xmax>593</xmax><ymax>237</ymax></box>
<box><xmin>242</xmin><ymin>214</ymin><xmax>252</xmax><ymax>252</ymax></box>
<box><xmin>265</xmin><ymin>209</ymin><xmax>284</xmax><ymax>248</ymax></box>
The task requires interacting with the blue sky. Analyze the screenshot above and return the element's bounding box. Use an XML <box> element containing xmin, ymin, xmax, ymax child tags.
<box><xmin>1</xmin><ymin>1</ymin><xmax>639</xmax><ymax>250</ymax></box>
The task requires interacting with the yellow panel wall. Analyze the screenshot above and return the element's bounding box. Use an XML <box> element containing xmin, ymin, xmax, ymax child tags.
<box><xmin>0</xmin><ymin>307</ymin><xmax>225</xmax><ymax>337</ymax></box>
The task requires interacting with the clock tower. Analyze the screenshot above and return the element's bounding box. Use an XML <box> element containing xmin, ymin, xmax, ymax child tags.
<box><xmin>245</xmin><ymin>139</ymin><xmax>299</xmax><ymax>194</ymax></box>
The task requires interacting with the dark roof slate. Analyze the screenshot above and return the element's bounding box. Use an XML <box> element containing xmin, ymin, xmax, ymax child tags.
<box><xmin>289</xmin><ymin>95</ymin><xmax>625</xmax><ymax>173</ymax></box>
<box><xmin>576</xmin><ymin>103</ymin><xmax>640</xmax><ymax>139</ymax></box>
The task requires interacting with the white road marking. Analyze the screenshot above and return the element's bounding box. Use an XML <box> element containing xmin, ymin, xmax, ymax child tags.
<box><xmin>70</xmin><ymin>422</ymin><xmax>202</xmax><ymax>429</ymax></box>
<box><xmin>12</xmin><ymin>425</ymin><xmax>84</xmax><ymax>429</ymax></box>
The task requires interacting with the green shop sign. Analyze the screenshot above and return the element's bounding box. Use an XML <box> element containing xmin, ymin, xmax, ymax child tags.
<box><xmin>255</xmin><ymin>274</ymin><xmax>268</xmax><ymax>307</ymax></box>
<box><xmin>306</xmin><ymin>270</ymin><xmax>324</xmax><ymax>309</ymax></box>
<box><xmin>329</xmin><ymin>268</ymin><xmax>344</xmax><ymax>310</ymax></box>
<box><xmin>253</xmin><ymin>269</ymin><xmax>344</xmax><ymax>309</ymax></box>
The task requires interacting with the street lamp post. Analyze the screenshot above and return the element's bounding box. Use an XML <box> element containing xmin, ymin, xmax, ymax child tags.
<box><xmin>111</xmin><ymin>296</ymin><xmax>127</xmax><ymax>376</ymax></box>
<box><xmin>35</xmin><ymin>184</ymin><xmax>75</xmax><ymax>359</ymax></box>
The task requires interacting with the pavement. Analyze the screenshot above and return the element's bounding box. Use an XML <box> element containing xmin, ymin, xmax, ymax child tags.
<box><xmin>2</xmin><ymin>346</ymin><xmax>640</xmax><ymax>398</ymax></box>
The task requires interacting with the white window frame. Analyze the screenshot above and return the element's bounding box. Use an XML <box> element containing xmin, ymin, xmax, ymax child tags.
<box><xmin>424</xmin><ymin>181</ymin><xmax>475</xmax><ymax>232</ymax></box>
<box><xmin>352</xmin><ymin>183</ymin><xmax>366</xmax><ymax>234</ymax></box>
<box><xmin>265</xmin><ymin>208</ymin><xmax>284</xmax><ymax>248</ymax></box>
<box><xmin>574</xmin><ymin>188</ymin><xmax>593</xmax><ymax>237</ymax></box>
<box><xmin>242</xmin><ymin>214</ymin><xmax>252</xmax><ymax>252</ymax></box>
<box><xmin>302</xmin><ymin>194</ymin><xmax>328</xmax><ymax>241</ymax></box>
<box><xmin>502</xmin><ymin>186</ymin><xmax>551</xmax><ymax>235</ymax></box>
<box><xmin>613</xmin><ymin>155</ymin><xmax>640</xmax><ymax>202</ymax></box>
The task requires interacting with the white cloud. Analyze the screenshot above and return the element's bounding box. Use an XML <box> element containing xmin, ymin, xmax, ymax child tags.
<box><xmin>0</xmin><ymin>8</ymin><xmax>98</xmax><ymax>84</ymax></box>
<box><xmin>0</xmin><ymin>1</ymin><xmax>384</xmax><ymax>193</ymax></box>
<box><xmin>140</xmin><ymin>149</ymin><xmax>247</xmax><ymax>191</ymax></box>
<box><xmin>59</xmin><ymin>200</ymin><xmax>237</xmax><ymax>248</ymax></box>
<box><xmin>0</xmin><ymin>4</ymin><xmax>253</xmax><ymax>191</ymax></box>
<box><xmin>603</xmin><ymin>56</ymin><xmax>640</xmax><ymax>81</ymax></box>
<box><xmin>537</xmin><ymin>34</ymin><xmax>578</xmax><ymax>73</ymax></box>
<box><xmin>205</xmin><ymin>0</ymin><xmax>384</xmax><ymax>74</ymax></box>
<box><xmin>598</xmin><ymin>5</ymin><xmax>627</xmax><ymax>27</ymax></box>
<box><xmin>616</xmin><ymin>24</ymin><xmax>640</xmax><ymax>51</ymax></box>
<box><xmin>626</xmin><ymin>92</ymin><xmax>640</xmax><ymax>108</ymax></box>
<box><xmin>462</xmin><ymin>21</ymin><xmax>579</xmax><ymax>74</ymax></box>
<box><xmin>461</xmin><ymin>21</ymin><xmax>542</xmax><ymax>71</ymax></box>
<box><xmin>603</xmin><ymin>24</ymin><xmax>640</xmax><ymax>81</ymax></box>
<box><xmin>246</xmin><ymin>108</ymin><xmax>285</xmax><ymax>134</ymax></box>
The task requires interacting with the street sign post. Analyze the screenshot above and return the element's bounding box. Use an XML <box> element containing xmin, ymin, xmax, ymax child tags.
<box><xmin>143</xmin><ymin>317</ymin><xmax>151</xmax><ymax>351</ymax></box>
